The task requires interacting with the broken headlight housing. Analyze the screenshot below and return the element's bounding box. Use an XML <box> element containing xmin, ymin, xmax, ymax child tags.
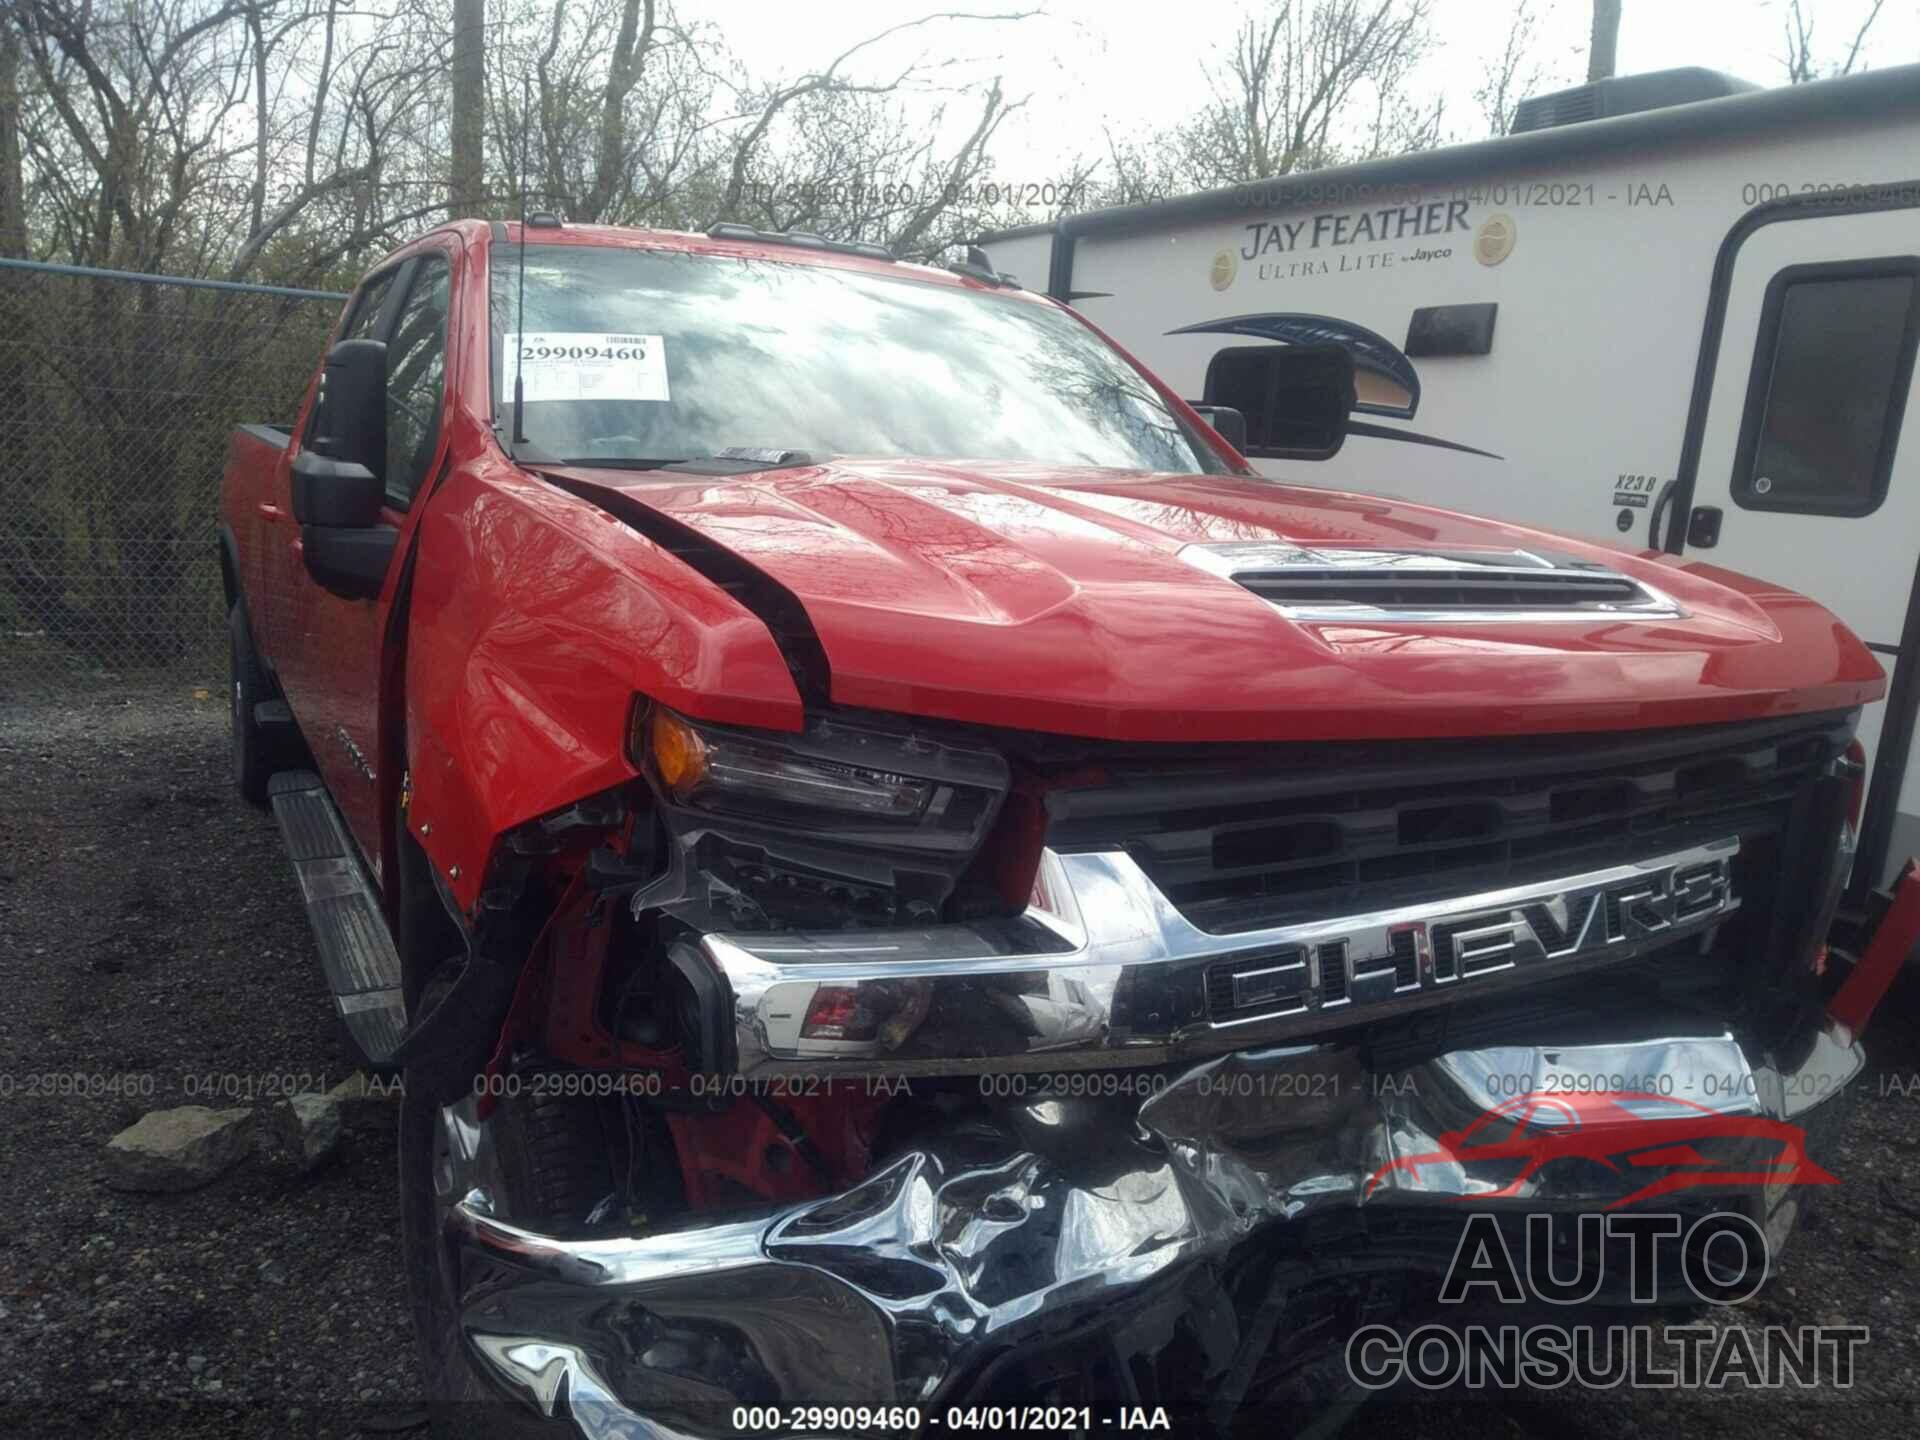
<box><xmin>632</xmin><ymin>706</ymin><xmax>1015</xmax><ymax>931</ymax></box>
<box><xmin>637</xmin><ymin>707</ymin><xmax>1010</xmax><ymax>853</ymax></box>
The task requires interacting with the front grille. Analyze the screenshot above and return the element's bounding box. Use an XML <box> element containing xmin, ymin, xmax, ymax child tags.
<box><xmin>1043</xmin><ymin>713</ymin><xmax>1851</xmax><ymax>933</ymax></box>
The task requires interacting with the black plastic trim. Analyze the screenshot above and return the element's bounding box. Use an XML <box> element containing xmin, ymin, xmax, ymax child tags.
<box><xmin>291</xmin><ymin>449</ymin><xmax>383</xmax><ymax>528</ymax></box>
<box><xmin>1343</xmin><ymin>420</ymin><xmax>1502</xmax><ymax>459</ymax></box>
<box><xmin>668</xmin><ymin>941</ymin><xmax>736</xmax><ymax>1075</ymax></box>
<box><xmin>216</xmin><ymin>523</ymin><xmax>243</xmax><ymax>609</ymax></box>
<box><xmin>301</xmin><ymin>523</ymin><xmax>400</xmax><ymax>601</ymax></box>
<box><xmin>237</xmin><ymin>422</ymin><xmax>293</xmax><ymax>450</ymax></box>
<box><xmin>706</xmin><ymin>222</ymin><xmax>894</xmax><ymax>262</ymax></box>
<box><xmin>1046</xmin><ymin>230</ymin><xmax>1076</xmax><ymax>302</ymax></box>
<box><xmin>542</xmin><ymin>473</ymin><xmax>832</xmax><ymax>705</ymax></box>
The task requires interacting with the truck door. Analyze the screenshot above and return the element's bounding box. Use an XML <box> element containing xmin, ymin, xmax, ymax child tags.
<box><xmin>1676</xmin><ymin>199</ymin><xmax>1920</xmax><ymax>890</ymax></box>
<box><xmin>246</xmin><ymin>274</ymin><xmax>395</xmax><ymax>670</ymax></box>
<box><xmin>272</xmin><ymin>244</ymin><xmax>456</xmax><ymax>883</ymax></box>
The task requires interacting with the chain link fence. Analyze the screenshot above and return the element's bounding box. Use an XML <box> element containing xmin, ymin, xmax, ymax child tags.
<box><xmin>0</xmin><ymin>260</ymin><xmax>343</xmax><ymax>698</ymax></box>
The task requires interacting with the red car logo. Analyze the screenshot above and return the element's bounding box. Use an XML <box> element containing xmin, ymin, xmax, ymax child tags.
<box><xmin>1364</xmin><ymin>1090</ymin><xmax>1836</xmax><ymax>1209</ymax></box>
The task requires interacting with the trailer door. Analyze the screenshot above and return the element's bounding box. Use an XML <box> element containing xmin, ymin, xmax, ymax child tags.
<box><xmin>1678</xmin><ymin>201</ymin><xmax>1920</xmax><ymax>889</ymax></box>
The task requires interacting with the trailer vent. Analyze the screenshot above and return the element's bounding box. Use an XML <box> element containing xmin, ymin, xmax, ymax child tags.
<box><xmin>1178</xmin><ymin>543</ymin><xmax>1684</xmax><ymax>623</ymax></box>
<box><xmin>1510</xmin><ymin>67</ymin><xmax>1758</xmax><ymax>134</ymax></box>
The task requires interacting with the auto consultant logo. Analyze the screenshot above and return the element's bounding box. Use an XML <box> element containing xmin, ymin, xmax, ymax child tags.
<box><xmin>1347</xmin><ymin>1211</ymin><xmax>1870</xmax><ymax>1392</ymax></box>
<box><xmin>1364</xmin><ymin>1090</ymin><xmax>1836</xmax><ymax>1209</ymax></box>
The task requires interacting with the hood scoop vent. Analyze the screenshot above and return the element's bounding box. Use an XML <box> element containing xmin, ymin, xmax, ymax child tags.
<box><xmin>1179</xmin><ymin>544</ymin><xmax>1684</xmax><ymax>623</ymax></box>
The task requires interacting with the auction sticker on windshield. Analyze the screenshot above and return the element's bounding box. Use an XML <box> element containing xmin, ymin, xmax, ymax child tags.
<box><xmin>503</xmin><ymin>332</ymin><xmax>670</xmax><ymax>402</ymax></box>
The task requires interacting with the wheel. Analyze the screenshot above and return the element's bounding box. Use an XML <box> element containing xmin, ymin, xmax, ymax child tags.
<box><xmin>228</xmin><ymin>602</ymin><xmax>276</xmax><ymax>805</ymax></box>
<box><xmin>398</xmin><ymin>968</ymin><xmax>620</xmax><ymax>1435</ymax></box>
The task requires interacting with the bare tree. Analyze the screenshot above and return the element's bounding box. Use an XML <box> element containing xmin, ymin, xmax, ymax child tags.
<box><xmin>1478</xmin><ymin>0</ymin><xmax>1559</xmax><ymax>136</ymax></box>
<box><xmin>1157</xmin><ymin>0</ymin><xmax>1443</xmax><ymax>191</ymax></box>
<box><xmin>1587</xmin><ymin>0</ymin><xmax>1620</xmax><ymax>82</ymax></box>
<box><xmin>13</xmin><ymin>0</ymin><xmax>453</xmax><ymax>282</ymax></box>
<box><xmin>1781</xmin><ymin>0</ymin><xmax>1885</xmax><ymax>83</ymax></box>
<box><xmin>708</xmin><ymin>10</ymin><xmax>1036</xmax><ymax>249</ymax></box>
<box><xmin>482</xmin><ymin>0</ymin><xmax>712</xmax><ymax>226</ymax></box>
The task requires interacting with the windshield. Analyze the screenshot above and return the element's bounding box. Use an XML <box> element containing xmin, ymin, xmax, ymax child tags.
<box><xmin>489</xmin><ymin>243</ymin><xmax>1220</xmax><ymax>473</ymax></box>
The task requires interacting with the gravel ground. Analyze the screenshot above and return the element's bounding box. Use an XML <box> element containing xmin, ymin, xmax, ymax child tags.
<box><xmin>0</xmin><ymin>687</ymin><xmax>417</xmax><ymax>1438</ymax></box>
<box><xmin>1</xmin><ymin>687</ymin><xmax>1917</xmax><ymax>1439</ymax></box>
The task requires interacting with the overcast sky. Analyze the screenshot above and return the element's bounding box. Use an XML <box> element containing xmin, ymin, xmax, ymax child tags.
<box><xmin>717</xmin><ymin>0</ymin><xmax>1915</xmax><ymax>202</ymax></box>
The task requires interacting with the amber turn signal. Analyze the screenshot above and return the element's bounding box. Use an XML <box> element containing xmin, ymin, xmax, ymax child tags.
<box><xmin>649</xmin><ymin>709</ymin><xmax>710</xmax><ymax>792</ymax></box>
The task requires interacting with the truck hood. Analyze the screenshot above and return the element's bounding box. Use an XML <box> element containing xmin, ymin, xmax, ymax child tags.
<box><xmin>551</xmin><ymin>457</ymin><xmax>1884</xmax><ymax>742</ymax></box>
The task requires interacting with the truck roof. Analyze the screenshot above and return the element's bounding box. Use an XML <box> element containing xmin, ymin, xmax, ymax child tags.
<box><xmin>981</xmin><ymin>61</ymin><xmax>1920</xmax><ymax>251</ymax></box>
<box><xmin>421</xmin><ymin>216</ymin><xmax>1044</xmax><ymax>302</ymax></box>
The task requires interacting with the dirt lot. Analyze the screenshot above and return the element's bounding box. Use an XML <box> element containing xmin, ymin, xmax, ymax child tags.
<box><xmin>1</xmin><ymin>688</ymin><xmax>1918</xmax><ymax>1439</ymax></box>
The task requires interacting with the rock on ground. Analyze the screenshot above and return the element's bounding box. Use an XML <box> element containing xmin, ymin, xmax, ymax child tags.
<box><xmin>104</xmin><ymin>1105</ymin><xmax>254</xmax><ymax>1192</ymax></box>
<box><xmin>269</xmin><ymin>1092</ymin><xmax>343</xmax><ymax>1172</ymax></box>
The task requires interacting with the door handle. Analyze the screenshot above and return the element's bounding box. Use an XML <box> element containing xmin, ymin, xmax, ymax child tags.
<box><xmin>1646</xmin><ymin>479</ymin><xmax>1679</xmax><ymax>551</ymax></box>
<box><xmin>257</xmin><ymin>502</ymin><xmax>283</xmax><ymax>523</ymax></box>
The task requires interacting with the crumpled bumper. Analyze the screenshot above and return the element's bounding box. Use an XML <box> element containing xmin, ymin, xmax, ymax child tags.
<box><xmin>447</xmin><ymin>1010</ymin><xmax>1862</xmax><ymax>1437</ymax></box>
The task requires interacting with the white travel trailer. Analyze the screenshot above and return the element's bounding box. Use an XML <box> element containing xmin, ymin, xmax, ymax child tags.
<box><xmin>981</xmin><ymin>64</ymin><xmax>1920</xmax><ymax>900</ymax></box>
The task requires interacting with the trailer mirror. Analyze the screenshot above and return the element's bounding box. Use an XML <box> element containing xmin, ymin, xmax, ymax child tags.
<box><xmin>1202</xmin><ymin>343</ymin><xmax>1357</xmax><ymax>460</ymax></box>
<box><xmin>310</xmin><ymin>339</ymin><xmax>387</xmax><ymax>484</ymax></box>
<box><xmin>1188</xmin><ymin>404</ymin><xmax>1248</xmax><ymax>452</ymax></box>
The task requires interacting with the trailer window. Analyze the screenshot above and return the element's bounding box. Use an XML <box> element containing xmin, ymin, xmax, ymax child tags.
<box><xmin>1732</xmin><ymin>258</ymin><xmax>1920</xmax><ymax>518</ymax></box>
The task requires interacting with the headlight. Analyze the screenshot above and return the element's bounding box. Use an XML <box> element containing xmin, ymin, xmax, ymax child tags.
<box><xmin>633</xmin><ymin>706</ymin><xmax>1010</xmax><ymax>854</ymax></box>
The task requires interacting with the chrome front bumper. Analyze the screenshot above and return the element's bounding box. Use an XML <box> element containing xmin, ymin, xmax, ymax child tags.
<box><xmin>449</xmin><ymin>1012</ymin><xmax>1863</xmax><ymax>1437</ymax></box>
<box><xmin>697</xmin><ymin>838</ymin><xmax>1744</xmax><ymax>1077</ymax></box>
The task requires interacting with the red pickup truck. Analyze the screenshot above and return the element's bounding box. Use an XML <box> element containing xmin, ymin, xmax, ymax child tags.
<box><xmin>221</xmin><ymin>217</ymin><xmax>1889</xmax><ymax>1433</ymax></box>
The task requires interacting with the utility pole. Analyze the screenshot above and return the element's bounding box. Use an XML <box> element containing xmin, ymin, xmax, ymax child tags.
<box><xmin>451</xmin><ymin>0</ymin><xmax>486</xmax><ymax>216</ymax></box>
<box><xmin>1588</xmin><ymin>0</ymin><xmax>1622</xmax><ymax>82</ymax></box>
<box><xmin>0</xmin><ymin>15</ymin><xmax>26</xmax><ymax>257</ymax></box>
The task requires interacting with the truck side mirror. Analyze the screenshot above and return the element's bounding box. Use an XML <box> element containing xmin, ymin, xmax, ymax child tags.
<box><xmin>289</xmin><ymin>339</ymin><xmax>398</xmax><ymax>600</ymax></box>
<box><xmin>312</xmin><ymin>339</ymin><xmax>387</xmax><ymax>482</ymax></box>
<box><xmin>1188</xmin><ymin>404</ymin><xmax>1248</xmax><ymax>452</ymax></box>
<box><xmin>291</xmin><ymin>340</ymin><xmax>387</xmax><ymax>529</ymax></box>
<box><xmin>1201</xmin><ymin>343</ymin><xmax>1357</xmax><ymax>459</ymax></box>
